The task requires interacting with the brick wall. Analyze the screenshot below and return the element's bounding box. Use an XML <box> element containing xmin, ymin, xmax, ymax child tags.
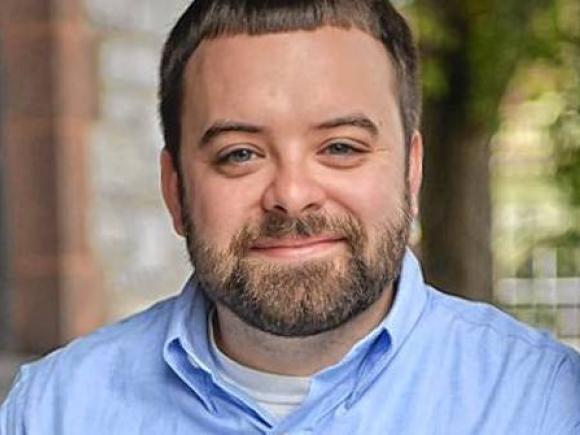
<box><xmin>85</xmin><ymin>0</ymin><xmax>191</xmax><ymax>321</ymax></box>
<box><xmin>1</xmin><ymin>0</ymin><xmax>104</xmax><ymax>352</ymax></box>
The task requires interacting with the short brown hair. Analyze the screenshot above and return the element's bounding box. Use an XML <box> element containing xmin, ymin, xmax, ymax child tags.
<box><xmin>159</xmin><ymin>0</ymin><xmax>421</xmax><ymax>168</ymax></box>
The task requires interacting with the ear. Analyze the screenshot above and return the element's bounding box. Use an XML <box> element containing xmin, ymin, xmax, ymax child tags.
<box><xmin>407</xmin><ymin>131</ymin><xmax>424</xmax><ymax>218</ymax></box>
<box><xmin>160</xmin><ymin>149</ymin><xmax>186</xmax><ymax>236</ymax></box>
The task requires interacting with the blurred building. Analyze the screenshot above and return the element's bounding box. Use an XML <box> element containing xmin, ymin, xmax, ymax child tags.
<box><xmin>0</xmin><ymin>0</ymin><xmax>578</xmax><ymax>363</ymax></box>
<box><xmin>0</xmin><ymin>0</ymin><xmax>190</xmax><ymax>355</ymax></box>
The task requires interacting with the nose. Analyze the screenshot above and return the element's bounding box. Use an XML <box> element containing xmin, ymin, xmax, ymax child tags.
<box><xmin>261</xmin><ymin>159</ymin><xmax>326</xmax><ymax>216</ymax></box>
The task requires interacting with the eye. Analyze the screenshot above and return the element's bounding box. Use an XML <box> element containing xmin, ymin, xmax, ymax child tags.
<box><xmin>321</xmin><ymin>141</ymin><xmax>366</xmax><ymax>157</ymax></box>
<box><xmin>318</xmin><ymin>140</ymin><xmax>368</xmax><ymax>168</ymax></box>
<box><xmin>216</xmin><ymin>148</ymin><xmax>259</xmax><ymax>165</ymax></box>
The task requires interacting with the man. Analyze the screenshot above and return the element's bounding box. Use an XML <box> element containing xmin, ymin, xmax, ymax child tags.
<box><xmin>1</xmin><ymin>0</ymin><xmax>579</xmax><ymax>433</ymax></box>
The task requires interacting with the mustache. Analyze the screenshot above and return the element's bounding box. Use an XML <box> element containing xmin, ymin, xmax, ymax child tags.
<box><xmin>231</xmin><ymin>212</ymin><xmax>366</xmax><ymax>254</ymax></box>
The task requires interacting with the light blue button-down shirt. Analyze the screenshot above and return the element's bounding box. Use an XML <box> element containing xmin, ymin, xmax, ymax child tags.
<box><xmin>1</xmin><ymin>252</ymin><xmax>579</xmax><ymax>434</ymax></box>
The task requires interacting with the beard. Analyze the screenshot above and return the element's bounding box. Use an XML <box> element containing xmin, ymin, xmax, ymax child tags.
<box><xmin>182</xmin><ymin>190</ymin><xmax>412</xmax><ymax>337</ymax></box>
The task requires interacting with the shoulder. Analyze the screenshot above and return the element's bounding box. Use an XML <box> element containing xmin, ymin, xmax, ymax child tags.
<box><xmin>424</xmin><ymin>286</ymin><xmax>580</xmax><ymax>432</ymax></box>
<box><xmin>426</xmin><ymin>285</ymin><xmax>578</xmax><ymax>359</ymax></box>
<box><xmin>421</xmin><ymin>285</ymin><xmax>580</xmax><ymax>387</ymax></box>
<box><xmin>33</xmin><ymin>294</ymin><xmax>177</xmax><ymax>374</ymax></box>
<box><xmin>1</xmin><ymin>295</ymin><xmax>179</xmax><ymax>427</ymax></box>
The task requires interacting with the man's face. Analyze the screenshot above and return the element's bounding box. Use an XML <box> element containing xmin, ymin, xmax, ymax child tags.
<box><xmin>161</xmin><ymin>26</ymin><xmax>423</xmax><ymax>336</ymax></box>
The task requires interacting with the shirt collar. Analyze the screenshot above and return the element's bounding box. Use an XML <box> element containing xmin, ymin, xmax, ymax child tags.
<box><xmin>383</xmin><ymin>249</ymin><xmax>429</xmax><ymax>352</ymax></box>
<box><xmin>162</xmin><ymin>249</ymin><xmax>429</xmax><ymax>395</ymax></box>
<box><xmin>309</xmin><ymin>249</ymin><xmax>429</xmax><ymax>371</ymax></box>
<box><xmin>306</xmin><ymin>249</ymin><xmax>428</xmax><ymax>399</ymax></box>
<box><xmin>164</xmin><ymin>274</ymin><xmax>214</xmax><ymax>373</ymax></box>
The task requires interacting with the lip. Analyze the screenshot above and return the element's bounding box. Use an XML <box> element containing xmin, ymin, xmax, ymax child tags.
<box><xmin>249</xmin><ymin>236</ymin><xmax>345</xmax><ymax>260</ymax></box>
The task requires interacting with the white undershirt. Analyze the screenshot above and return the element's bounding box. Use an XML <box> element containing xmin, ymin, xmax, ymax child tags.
<box><xmin>207</xmin><ymin>310</ymin><xmax>311</xmax><ymax>420</ymax></box>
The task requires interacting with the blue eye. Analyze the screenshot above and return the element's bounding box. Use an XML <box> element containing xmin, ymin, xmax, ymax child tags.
<box><xmin>218</xmin><ymin>148</ymin><xmax>257</xmax><ymax>164</ymax></box>
<box><xmin>324</xmin><ymin>142</ymin><xmax>358</xmax><ymax>155</ymax></box>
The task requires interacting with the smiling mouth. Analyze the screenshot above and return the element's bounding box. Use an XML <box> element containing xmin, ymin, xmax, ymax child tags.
<box><xmin>248</xmin><ymin>236</ymin><xmax>346</xmax><ymax>261</ymax></box>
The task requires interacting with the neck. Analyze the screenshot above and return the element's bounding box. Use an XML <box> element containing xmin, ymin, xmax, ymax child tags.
<box><xmin>212</xmin><ymin>286</ymin><xmax>394</xmax><ymax>376</ymax></box>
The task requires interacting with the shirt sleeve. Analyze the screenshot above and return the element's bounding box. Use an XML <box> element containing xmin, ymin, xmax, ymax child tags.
<box><xmin>0</xmin><ymin>366</ymin><xmax>29</xmax><ymax>435</ymax></box>
<box><xmin>539</xmin><ymin>353</ymin><xmax>580</xmax><ymax>435</ymax></box>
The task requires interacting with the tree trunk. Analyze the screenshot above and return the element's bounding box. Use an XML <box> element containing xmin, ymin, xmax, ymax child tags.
<box><xmin>420</xmin><ymin>122</ymin><xmax>493</xmax><ymax>302</ymax></box>
<box><xmin>413</xmin><ymin>0</ymin><xmax>553</xmax><ymax>302</ymax></box>
<box><xmin>417</xmin><ymin>5</ymin><xmax>493</xmax><ymax>301</ymax></box>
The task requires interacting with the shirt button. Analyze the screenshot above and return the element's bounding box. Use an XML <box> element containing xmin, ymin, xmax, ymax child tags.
<box><xmin>334</xmin><ymin>404</ymin><xmax>348</xmax><ymax>417</ymax></box>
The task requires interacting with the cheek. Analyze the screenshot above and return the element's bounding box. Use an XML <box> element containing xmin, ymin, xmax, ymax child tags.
<box><xmin>187</xmin><ymin>170</ymin><xmax>264</xmax><ymax>247</ymax></box>
<box><xmin>324</xmin><ymin>163</ymin><xmax>407</xmax><ymax>228</ymax></box>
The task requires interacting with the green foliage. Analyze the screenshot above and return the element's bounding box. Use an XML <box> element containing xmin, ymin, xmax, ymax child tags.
<box><xmin>399</xmin><ymin>0</ymin><xmax>579</xmax><ymax>299</ymax></box>
<box><xmin>409</xmin><ymin>0</ymin><xmax>564</xmax><ymax>131</ymax></box>
<box><xmin>404</xmin><ymin>0</ymin><xmax>580</xmax><ymax>227</ymax></box>
<box><xmin>554</xmin><ymin>133</ymin><xmax>580</xmax><ymax>207</ymax></box>
<box><xmin>410</xmin><ymin>0</ymin><xmax>577</xmax><ymax>123</ymax></box>
<box><xmin>466</xmin><ymin>0</ymin><xmax>544</xmax><ymax>123</ymax></box>
<box><xmin>552</xmin><ymin>61</ymin><xmax>580</xmax><ymax>207</ymax></box>
<box><xmin>539</xmin><ymin>0</ymin><xmax>580</xmax><ymax>208</ymax></box>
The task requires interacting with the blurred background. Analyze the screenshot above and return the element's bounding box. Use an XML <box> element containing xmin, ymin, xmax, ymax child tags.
<box><xmin>0</xmin><ymin>0</ymin><xmax>578</xmax><ymax>398</ymax></box>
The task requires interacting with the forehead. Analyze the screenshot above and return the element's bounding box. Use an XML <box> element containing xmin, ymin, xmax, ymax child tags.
<box><xmin>182</xmin><ymin>26</ymin><xmax>402</xmax><ymax>140</ymax></box>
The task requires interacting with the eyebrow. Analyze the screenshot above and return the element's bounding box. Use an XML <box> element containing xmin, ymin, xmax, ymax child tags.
<box><xmin>198</xmin><ymin>113</ymin><xmax>379</xmax><ymax>148</ymax></box>
<box><xmin>314</xmin><ymin>114</ymin><xmax>379</xmax><ymax>138</ymax></box>
<box><xmin>199</xmin><ymin>121</ymin><xmax>264</xmax><ymax>148</ymax></box>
